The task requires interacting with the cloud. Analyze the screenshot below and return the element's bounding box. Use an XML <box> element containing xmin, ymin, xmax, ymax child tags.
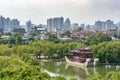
<box><xmin>72</xmin><ymin>0</ymin><xmax>89</xmax><ymax>7</ymax></box>
<box><xmin>0</xmin><ymin>0</ymin><xmax>120</xmax><ymax>25</ymax></box>
<box><xmin>89</xmin><ymin>0</ymin><xmax>120</xmax><ymax>11</ymax></box>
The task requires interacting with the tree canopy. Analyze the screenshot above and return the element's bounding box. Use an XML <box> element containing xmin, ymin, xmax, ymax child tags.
<box><xmin>85</xmin><ymin>33</ymin><xmax>112</xmax><ymax>46</ymax></box>
<box><xmin>91</xmin><ymin>41</ymin><xmax>120</xmax><ymax>63</ymax></box>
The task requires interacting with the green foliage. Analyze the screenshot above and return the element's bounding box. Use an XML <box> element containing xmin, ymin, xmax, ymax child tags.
<box><xmin>85</xmin><ymin>33</ymin><xmax>112</xmax><ymax>46</ymax></box>
<box><xmin>61</xmin><ymin>31</ymin><xmax>71</xmax><ymax>37</ymax></box>
<box><xmin>30</xmin><ymin>32</ymin><xmax>38</xmax><ymax>37</ymax></box>
<box><xmin>105</xmin><ymin>71</ymin><xmax>120</xmax><ymax>80</ymax></box>
<box><xmin>14</xmin><ymin>34</ymin><xmax>23</xmax><ymax>45</ymax></box>
<box><xmin>30</xmin><ymin>40</ymin><xmax>77</xmax><ymax>59</ymax></box>
<box><xmin>0</xmin><ymin>34</ymin><xmax>23</xmax><ymax>45</ymax></box>
<box><xmin>0</xmin><ymin>50</ymin><xmax>51</xmax><ymax>80</ymax></box>
<box><xmin>28</xmin><ymin>36</ymin><xmax>35</xmax><ymax>41</ymax></box>
<box><xmin>0</xmin><ymin>40</ymin><xmax>84</xmax><ymax>80</ymax></box>
<box><xmin>52</xmin><ymin>76</ymin><xmax>66</xmax><ymax>80</ymax></box>
<box><xmin>0</xmin><ymin>46</ymin><xmax>68</xmax><ymax>80</ymax></box>
<box><xmin>86</xmin><ymin>75</ymin><xmax>102</xmax><ymax>80</ymax></box>
<box><xmin>0</xmin><ymin>65</ymin><xmax>50</xmax><ymax>80</ymax></box>
<box><xmin>69</xmin><ymin>77</ymin><xmax>77</xmax><ymax>80</ymax></box>
<box><xmin>114</xmin><ymin>33</ymin><xmax>120</xmax><ymax>39</ymax></box>
<box><xmin>47</xmin><ymin>33</ymin><xmax>60</xmax><ymax>43</ymax></box>
<box><xmin>8</xmin><ymin>34</ymin><xmax>23</xmax><ymax>45</ymax></box>
<box><xmin>0</xmin><ymin>39</ymin><xmax>9</xmax><ymax>44</ymax></box>
<box><xmin>9</xmin><ymin>36</ymin><xmax>16</xmax><ymax>44</ymax></box>
<box><xmin>86</xmin><ymin>72</ymin><xmax>120</xmax><ymax>80</ymax></box>
<box><xmin>91</xmin><ymin>41</ymin><xmax>120</xmax><ymax>63</ymax></box>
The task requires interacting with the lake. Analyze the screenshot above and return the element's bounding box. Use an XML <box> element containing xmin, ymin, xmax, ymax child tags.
<box><xmin>40</xmin><ymin>61</ymin><xmax>120</xmax><ymax>80</ymax></box>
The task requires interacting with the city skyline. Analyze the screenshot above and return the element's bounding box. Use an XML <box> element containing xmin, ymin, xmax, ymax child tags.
<box><xmin>0</xmin><ymin>14</ymin><xmax>120</xmax><ymax>35</ymax></box>
<box><xmin>0</xmin><ymin>0</ymin><xmax>120</xmax><ymax>25</ymax></box>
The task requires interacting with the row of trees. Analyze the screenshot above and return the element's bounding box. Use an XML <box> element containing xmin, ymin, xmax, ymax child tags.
<box><xmin>0</xmin><ymin>43</ymin><xmax>81</xmax><ymax>80</ymax></box>
<box><xmin>0</xmin><ymin>33</ymin><xmax>36</xmax><ymax>45</ymax></box>
<box><xmin>85</xmin><ymin>33</ymin><xmax>112</xmax><ymax>46</ymax></box>
<box><xmin>0</xmin><ymin>34</ymin><xmax>23</xmax><ymax>45</ymax></box>
<box><xmin>0</xmin><ymin>32</ymin><xmax>120</xmax><ymax>79</ymax></box>
<box><xmin>0</xmin><ymin>40</ymin><xmax>83</xmax><ymax>59</ymax></box>
<box><xmin>0</xmin><ymin>33</ymin><xmax>120</xmax><ymax>63</ymax></box>
<box><xmin>29</xmin><ymin>40</ymin><xmax>78</xmax><ymax>59</ymax></box>
<box><xmin>91</xmin><ymin>41</ymin><xmax>120</xmax><ymax>63</ymax></box>
<box><xmin>0</xmin><ymin>44</ymin><xmax>75</xmax><ymax>80</ymax></box>
<box><xmin>0</xmin><ymin>46</ymin><xmax>50</xmax><ymax>80</ymax></box>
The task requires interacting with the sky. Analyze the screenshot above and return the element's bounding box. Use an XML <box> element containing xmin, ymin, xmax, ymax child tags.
<box><xmin>0</xmin><ymin>0</ymin><xmax>120</xmax><ymax>25</ymax></box>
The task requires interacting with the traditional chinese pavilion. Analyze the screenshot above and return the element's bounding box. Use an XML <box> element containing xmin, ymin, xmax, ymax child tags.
<box><xmin>69</xmin><ymin>47</ymin><xmax>93</xmax><ymax>63</ymax></box>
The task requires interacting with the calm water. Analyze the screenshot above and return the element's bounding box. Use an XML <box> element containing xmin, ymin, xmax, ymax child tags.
<box><xmin>40</xmin><ymin>61</ymin><xmax>120</xmax><ymax>80</ymax></box>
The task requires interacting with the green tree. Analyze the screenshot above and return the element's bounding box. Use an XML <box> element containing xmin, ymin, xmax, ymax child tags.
<box><xmin>85</xmin><ymin>33</ymin><xmax>111</xmax><ymax>46</ymax></box>
<box><xmin>91</xmin><ymin>41</ymin><xmax>120</xmax><ymax>63</ymax></box>
<box><xmin>15</xmin><ymin>34</ymin><xmax>22</xmax><ymax>45</ymax></box>
<box><xmin>9</xmin><ymin>36</ymin><xmax>16</xmax><ymax>44</ymax></box>
<box><xmin>61</xmin><ymin>31</ymin><xmax>71</xmax><ymax>37</ymax></box>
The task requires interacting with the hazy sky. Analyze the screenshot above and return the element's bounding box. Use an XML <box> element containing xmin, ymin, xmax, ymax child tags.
<box><xmin>0</xmin><ymin>0</ymin><xmax>120</xmax><ymax>25</ymax></box>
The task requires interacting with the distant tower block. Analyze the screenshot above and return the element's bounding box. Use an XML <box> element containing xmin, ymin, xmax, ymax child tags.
<box><xmin>26</xmin><ymin>20</ymin><xmax>32</xmax><ymax>34</ymax></box>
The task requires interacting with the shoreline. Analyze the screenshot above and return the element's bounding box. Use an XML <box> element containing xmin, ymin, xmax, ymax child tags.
<box><xmin>39</xmin><ymin>59</ymin><xmax>120</xmax><ymax>66</ymax></box>
<box><xmin>39</xmin><ymin>59</ymin><xmax>65</xmax><ymax>62</ymax></box>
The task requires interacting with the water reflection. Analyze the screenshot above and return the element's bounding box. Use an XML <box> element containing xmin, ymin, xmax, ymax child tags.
<box><xmin>65</xmin><ymin>63</ymin><xmax>89</xmax><ymax>76</ymax></box>
<box><xmin>116</xmin><ymin>65</ymin><xmax>120</xmax><ymax>71</ymax></box>
<box><xmin>40</xmin><ymin>61</ymin><xmax>120</xmax><ymax>80</ymax></box>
